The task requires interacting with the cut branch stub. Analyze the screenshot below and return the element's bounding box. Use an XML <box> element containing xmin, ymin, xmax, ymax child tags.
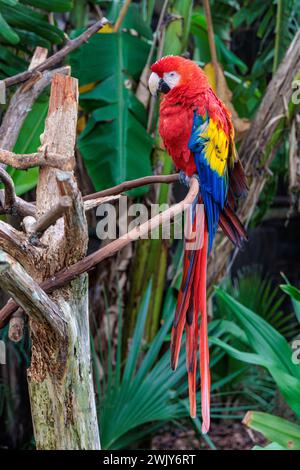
<box><xmin>36</xmin><ymin>73</ymin><xmax>81</xmax><ymax>274</ymax></box>
<box><xmin>28</xmin><ymin>196</ymin><xmax>72</xmax><ymax>243</ymax></box>
<box><xmin>0</xmin><ymin>251</ymin><xmax>66</xmax><ymax>338</ymax></box>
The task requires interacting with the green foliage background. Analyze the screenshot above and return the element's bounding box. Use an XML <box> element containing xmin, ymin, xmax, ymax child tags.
<box><xmin>0</xmin><ymin>0</ymin><xmax>299</xmax><ymax>451</ymax></box>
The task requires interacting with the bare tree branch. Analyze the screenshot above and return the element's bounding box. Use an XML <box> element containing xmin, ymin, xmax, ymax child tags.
<box><xmin>82</xmin><ymin>173</ymin><xmax>179</xmax><ymax>201</ymax></box>
<box><xmin>0</xmin><ymin>148</ymin><xmax>75</xmax><ymax>171</ymax></box>
<box><xmin>2</xmin><ymin>18</ymin><xmax>109</xmax><ymax>89</ymax></box>
<box><xmin>0</xmin><ymin>194</ymin><xmax>35</xmax><ymax>217</ymax></box>
<box><xmin>0</xmin><ymin>251</ymin><xmax>66</xmax><ymax>337</ymax></box>
<box><xmin>0</xmin><ymin>220</ymin><xmax>38</xmax><ymax>269</ymax></box>
<box><xmin>0</xmin><ymin>66</ymin><xmax>70</xmax><ymax>154</ymax></box>
<box><xmin>0</xmin><ymin>177</ymin><xmax>199</xmax><ymax>326</ymax></box>
<box><xmin>0</xmin><ymin>174</ymin><xmax>179</xmax><ymax>217</ymax></box>
<box><xmin>27</xmin><ymin>196</ymin><xmax>72</xmax><ymax>243</ymax></box>
<box><xmin>84</xmin><ymin>195</ymin><xmax>121</xmax><ymax>212</ymax></box>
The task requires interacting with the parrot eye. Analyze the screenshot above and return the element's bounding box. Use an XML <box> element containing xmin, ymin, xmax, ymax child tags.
<box><xmin>163</xmin><ymin>71</ymin><xmax>180</xmax><ymax>89</ymax></box>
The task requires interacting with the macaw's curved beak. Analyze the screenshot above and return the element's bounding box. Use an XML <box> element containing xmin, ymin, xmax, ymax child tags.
<box><xmin>148</xmin><ymin>72</ymin><xmax>171</xmax><ymax>96</ymax></box>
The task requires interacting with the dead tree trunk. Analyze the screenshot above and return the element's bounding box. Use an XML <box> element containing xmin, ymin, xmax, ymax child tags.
<box><xmin>0</xmin><ymin>74</ymin><xmax>100</xmax><ymax>449</ymax></box>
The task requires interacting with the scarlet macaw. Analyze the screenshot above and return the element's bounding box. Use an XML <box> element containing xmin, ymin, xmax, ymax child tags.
<box><xmin>148</xmin><ymin>56</ymin><xmax>248</xmax><ymax>433</ymax></box>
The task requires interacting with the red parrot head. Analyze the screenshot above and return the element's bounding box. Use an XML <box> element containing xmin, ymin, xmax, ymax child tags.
<box><xmin>148</xmin><ymin>55</ymin><xmax>209</xmax><ymax>97</ymax></box>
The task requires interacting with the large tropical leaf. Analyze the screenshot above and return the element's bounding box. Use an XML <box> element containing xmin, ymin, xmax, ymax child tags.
<box><xmin>71</xmin><ymin>28</ymin><xmax>153</xmax><ymax>196</ymax></box>
<box><xmin>244</xmin><ymin>411</ymin><xmax>300</xmax><ymax>450</ymax></box>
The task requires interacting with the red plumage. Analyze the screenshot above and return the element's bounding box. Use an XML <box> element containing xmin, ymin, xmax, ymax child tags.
<box><xmin>151</xmin><ymin>56</ymin><xmax>247</xmax><ymax>433</ymax></box>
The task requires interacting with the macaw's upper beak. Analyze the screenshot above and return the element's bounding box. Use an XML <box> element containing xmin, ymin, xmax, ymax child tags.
<box><xmin>148</xmin><ymin>72</ymin><xmax>171</xmax><ymax>96</ymax></box>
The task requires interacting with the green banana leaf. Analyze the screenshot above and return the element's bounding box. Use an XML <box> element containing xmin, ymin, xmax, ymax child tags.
<box><xmin>107</xmin><ymin>1</ymin><xmax>152</xmax><ymax>40</ymax></box>
<box><xmin>71</xmin><ymin>30</ymin><xmax>153</xmax><ymax>196</ymax></box>
<box><xmin>253</xmin><ymin>442</ymin><xmax>287</xmax><ymax>450</ymax></box>
<box><xmin>244</xmin><ymin>411</ymin><xmax>300</xmax><ymax>450</ymax></box>
<box><xmin>78</xmin><ymin>92</ymin><xmax>153</xmax><ymax>196</ymax></box>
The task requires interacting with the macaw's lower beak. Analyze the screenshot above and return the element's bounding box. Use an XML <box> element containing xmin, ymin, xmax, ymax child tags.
<box><xmin>148</xmin><ymin>72</ymin><xmax>171</xmax><ymax>96</ymax></box>
<box><xmin>158</xmin><ymin>78</ymin><xmax>171</xmax><ymax>94</ymax></box>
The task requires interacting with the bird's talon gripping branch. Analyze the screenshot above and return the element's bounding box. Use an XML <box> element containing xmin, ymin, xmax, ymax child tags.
<box><xmin>179</xmin><ymin>170</ymin><xmax>190</xmax><ymax>187</ymax></box>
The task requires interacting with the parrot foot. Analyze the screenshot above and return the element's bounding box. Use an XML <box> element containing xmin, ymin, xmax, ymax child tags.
<box><xmin>179</xmin><ymin>171</ymin><xmax>200</xmax><ymax>189</ymax></box>
<box><xmin>179</xmin><ymin>170</ymin><xmax>190</xmax><ymax>187</ymax></box>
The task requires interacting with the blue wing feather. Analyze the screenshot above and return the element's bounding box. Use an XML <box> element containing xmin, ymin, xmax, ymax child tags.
<box><xmin>188</xmin><ymin>111</ymin><xmax>228</xmax><ymax>252</ymax></box>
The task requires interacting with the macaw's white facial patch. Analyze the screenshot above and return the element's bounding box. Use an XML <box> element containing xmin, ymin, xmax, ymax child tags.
<box><xmin>163</xmin><ymin>71</ymin><xmax>181</xmax><ymax>89</ymax></box>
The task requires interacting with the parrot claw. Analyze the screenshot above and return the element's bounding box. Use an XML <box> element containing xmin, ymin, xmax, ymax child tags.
<box><xmin>179</xmin><ymin>171</ymin><xmax>200</xmax><ymax>188</ymax></box>
<box><xmin>179</xmin><ymin>170</ymin><xmax>190</xmax><ymax>187</ymax></box>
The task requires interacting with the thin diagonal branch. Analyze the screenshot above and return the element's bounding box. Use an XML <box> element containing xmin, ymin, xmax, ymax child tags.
<box><xmin>28</xmin><ymin>196</ymin><xmax>72</xmax><ymax>242</ymax></box>
<box><xmin>0</xmin><ymin>194</ymin><xmax>35</xmax><ymax>217</ymax></box>
<box><xmin>0</xmin><ymin>148</ymin><xmax>74</xmax><ymax>171</ymax></box>
<box><xmin>0</xmin><ymin>177</ymin><xmax>199</xmax><ymax>326</ymax></box>
<box><xmin>82</xmin><ymin>173</ymin><xmax>179</xmax><ymax>200</ymax></box>
<box><xmin>0</xmin><ymin>173</ymin><xmax>180</xmax><ymax>217</ymax></box>
<box><xmin>113</xmin><ymin>0</ymin><xmax>131</xmax><ymax>32</ymax></box>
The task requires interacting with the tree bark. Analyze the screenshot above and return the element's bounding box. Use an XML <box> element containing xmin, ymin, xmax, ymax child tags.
<box><xmin>27</xmin><ymin>74</ymin><xmax>100</xmax><ymax>450</ymax></box>
<box><xmin>0</xmin><ymin>74</ymin><xmax>100</xmax><ymax>449</ymax></box>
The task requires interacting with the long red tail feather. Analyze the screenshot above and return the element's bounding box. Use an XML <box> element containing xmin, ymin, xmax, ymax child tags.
<box><xmin>171</xmin><ymin>211</ymin><xmax>210</xmax><ymax>433</ymax></box>
<box><xmin>198</xmin><ymin>229</ymin><xmax>210</xmax><ymax>433</ymax></box>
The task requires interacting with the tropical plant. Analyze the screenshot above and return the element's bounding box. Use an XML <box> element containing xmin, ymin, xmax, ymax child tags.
<box><xmin>244</xmin><ymin>411</ymin><xmax>300</xmax><ymax>450</ymax></box>
<box><xmin>280</xmin><ymin>275</ymin><xmax>300</xmax><ymax>323</ymax></box>
<box><xmin>69</xmin><ymin>2</ymin><xmax>153</xmax><ymax>195</ymax></box>
<box><xmin>0</xmin><ymin>0</ymin><xmax>71</xmax><ymax>78</ymax></box>
<box><xmin>216</xmin><ymin>267</ymin><xmax>298</xmax><ymax>340</ymax></box>
<box><xmin>94</xmin><ymin>267</ymin><xmax>279</xmax><ymax>449</ymax></box>
<box><xmin>211</xmin><ymin>287</ymin><xmax>300</xmax><ymax>419</ymax></box>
